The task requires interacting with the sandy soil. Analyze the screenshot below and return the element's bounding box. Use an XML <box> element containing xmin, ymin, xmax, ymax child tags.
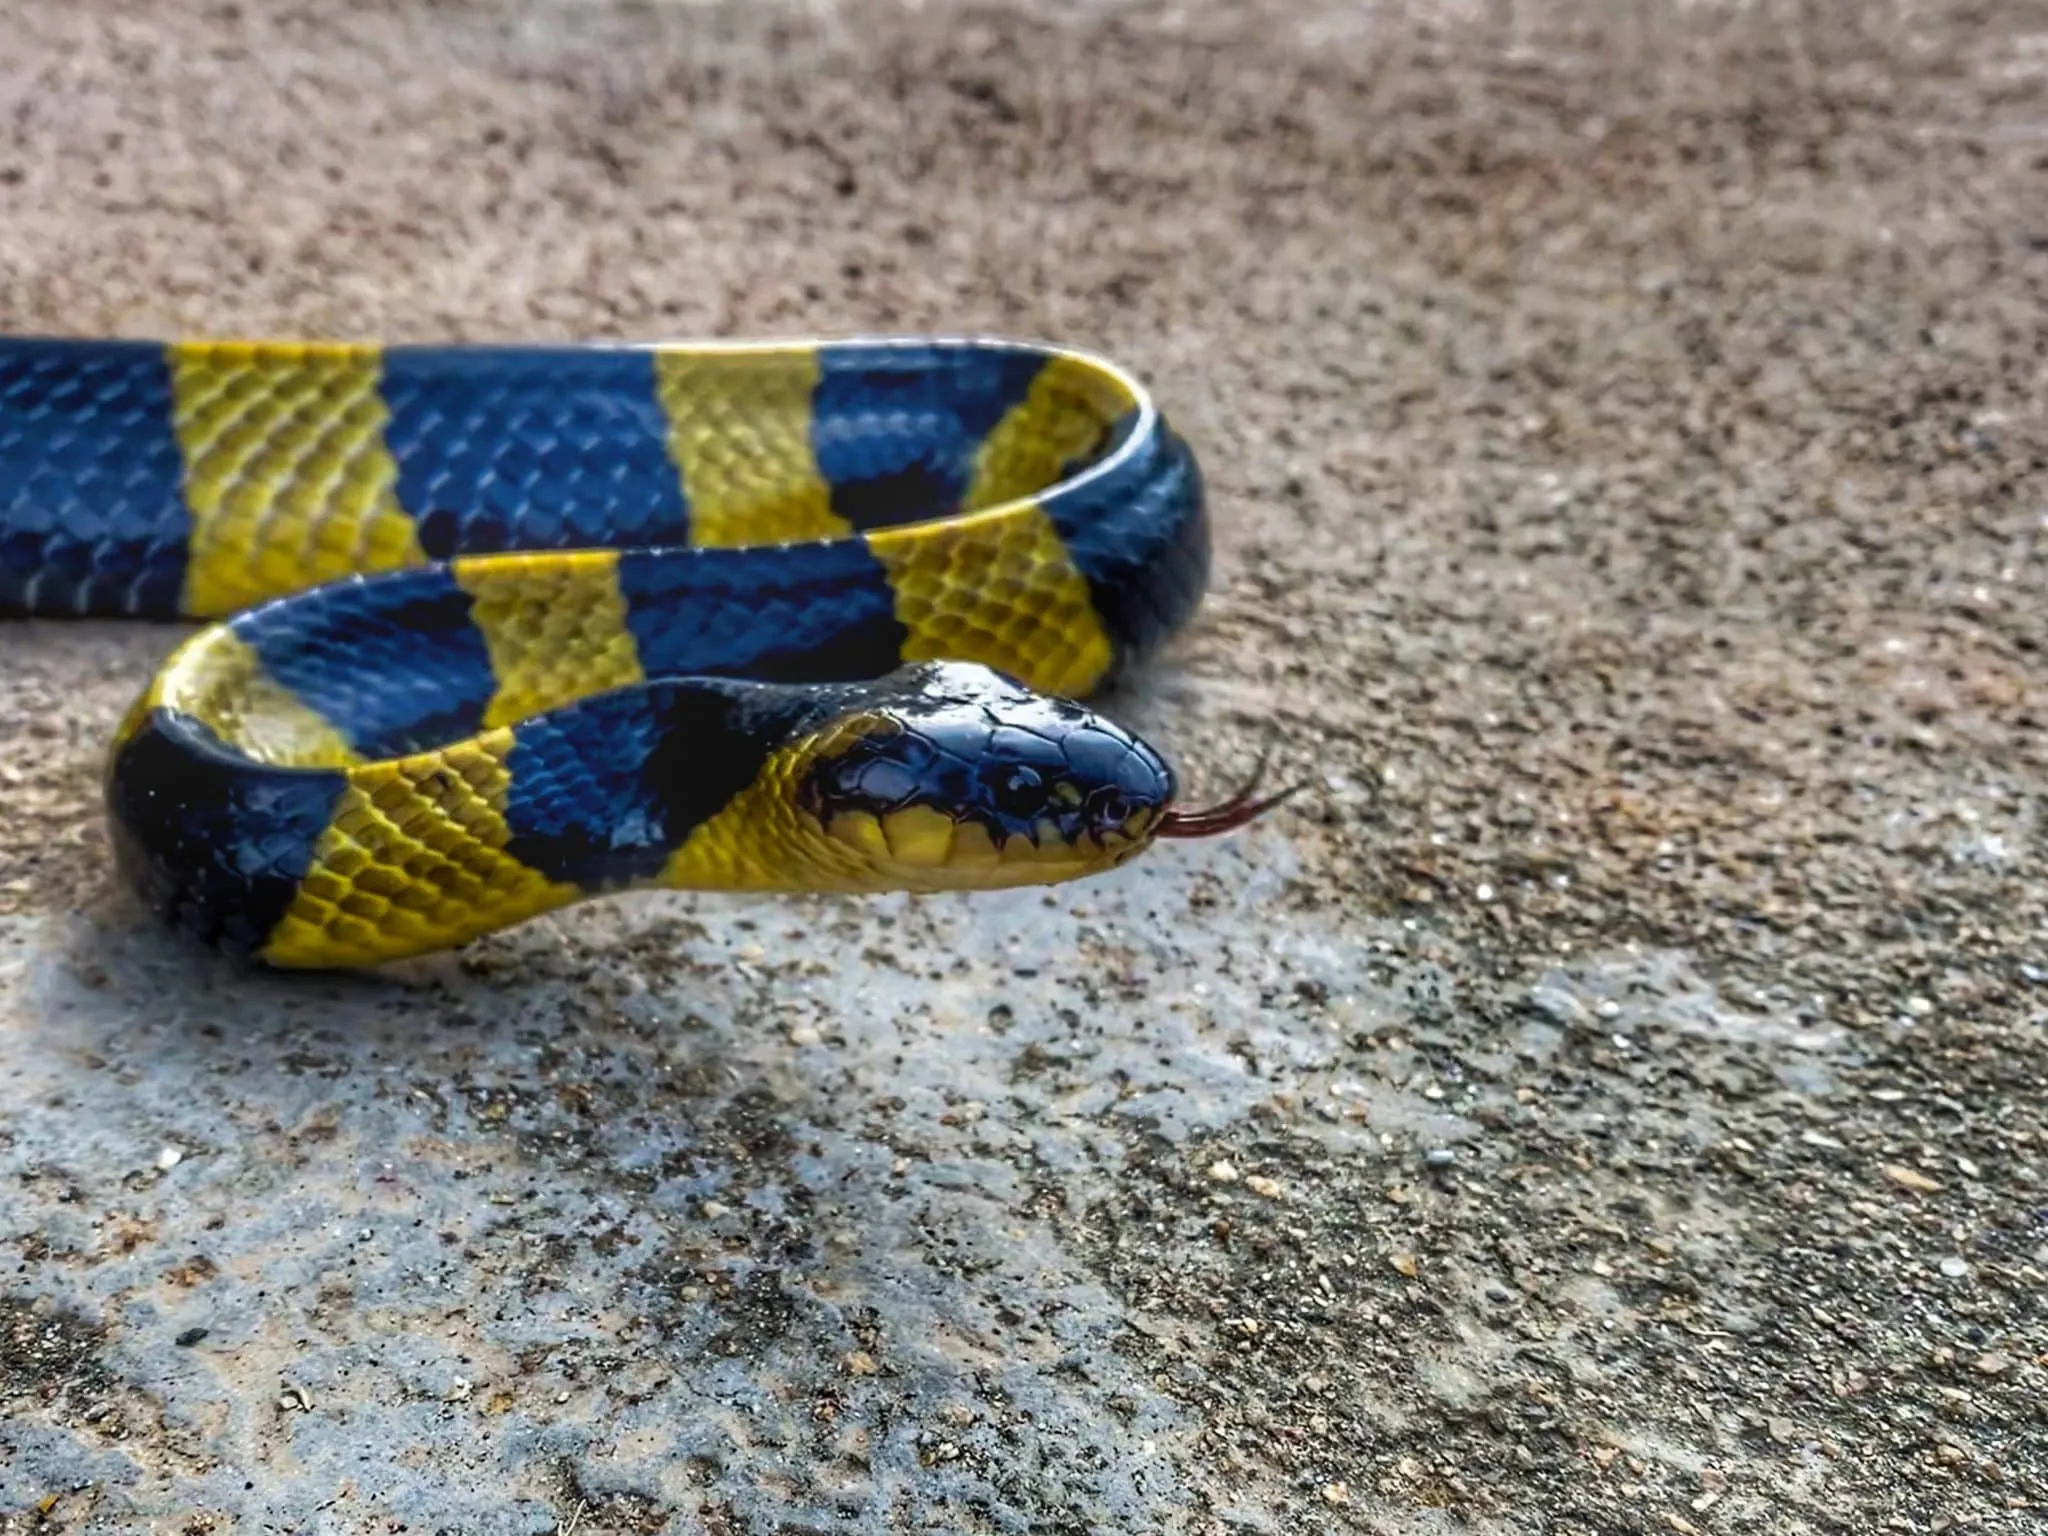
<box><xmin>2</xmin><ymin>1</ymin><xmax>2044</xmax><ymax>1532</ymax></box>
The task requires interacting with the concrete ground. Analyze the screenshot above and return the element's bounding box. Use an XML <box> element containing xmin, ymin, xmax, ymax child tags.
<box><xmin>2</xmin><ymin>0</ymin><xmax>2043</xmax><ymax>1531</ymax></box>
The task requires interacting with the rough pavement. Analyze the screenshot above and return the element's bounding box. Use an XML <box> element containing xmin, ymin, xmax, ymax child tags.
<box><xmin>3</xmin><ymin>1</ymin><xmax>2045</xmax><ymax>1532</ymax></box>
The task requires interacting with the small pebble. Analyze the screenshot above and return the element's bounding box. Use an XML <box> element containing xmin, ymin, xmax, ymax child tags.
<box><xmin>173</xmin><ymin>1326</ymin><xmax>208</xmax><ymax>1347</ymax></box>
<box><xmin>846</xmin><ymin>1351</ymin><xmax>878</xmax><ymax>1376</ymax></box>
<box><xmin>1974</xmin><ymin>1352</ymin><xmax>2012</xmax><ymax>1376</ymax></box>
<box><xmin>1206</xmin><ymin>1160</ymin><xmax>1240</xmax><ymax>1183</ymax></box>
<box><xmin>1244</xmin><ymin>1175</ymin><xmax>1283</xmax><ymax>1200</ymax></box>
<box><xmin>700</xmin><ymin>1200</ymin><xmax>729</xmax><ymax>1220</ymax></box>
<box><xmin>1389</xmin><ymin>1250</ymin><xmax>1419</xmax><ymax>1278</ymax></box>
<box><xmin>1938</xmin><ymin>1256</ymin><xmax>1969</xmax><ymax>1279</ymax></box>
<box><xmin>1882</xmin><ymin>1162</ymin><xmax>1941</xmax><ymax>1194</ymax></box>
<box><xmin>1320</xmin><ymin>1482</ymin><xmax>1350</xmax><ymax>1505</ymax></box>
<box><xmin>156</xmin><ymin>1146</ymin><xmax>183</xmax><ymax>1170</ymax></box>
<box><xmin>1424</xmin><ymin>1147</ymin><xmax>1458</xmax><ymax>1169</ymax></box>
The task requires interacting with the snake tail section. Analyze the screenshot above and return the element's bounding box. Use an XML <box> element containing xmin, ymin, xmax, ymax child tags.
<box><xmin>0</xmin><ymin>335</ymin><xmax>1209</xmax><ymax>680</ymax></box>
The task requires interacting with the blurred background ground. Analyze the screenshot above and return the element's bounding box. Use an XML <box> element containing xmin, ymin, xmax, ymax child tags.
<box><xmin>1</xmin><ymin>1</ymin><xmax>2043</xmax><ymax>1532</ymax></box>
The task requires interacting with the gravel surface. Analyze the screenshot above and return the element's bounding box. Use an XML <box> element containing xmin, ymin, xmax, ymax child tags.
<box><xmin>3</xmin><ymin>1</ymin><xmax>2045</xmax><ymax>1532</ymax></box>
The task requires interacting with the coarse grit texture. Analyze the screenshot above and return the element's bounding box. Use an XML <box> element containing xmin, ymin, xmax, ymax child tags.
<box><xmin>2</xmin><ymin>1</ymin><xmax>2044</xmax><ymax>1533</ymax></box>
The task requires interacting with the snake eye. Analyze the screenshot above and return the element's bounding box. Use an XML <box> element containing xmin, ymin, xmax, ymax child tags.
<box><xmin>989</xmin><ymin>763</ymin><xmax>1044</xmax><ymax>814</ymax></box>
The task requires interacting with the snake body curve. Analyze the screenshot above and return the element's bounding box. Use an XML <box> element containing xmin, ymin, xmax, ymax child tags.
<box><xmin>0</xmin><ymin>334</ymin><xmax>1233</xmax><ymax>969</ymax></box>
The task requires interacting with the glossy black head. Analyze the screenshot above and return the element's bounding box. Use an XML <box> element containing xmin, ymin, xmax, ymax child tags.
<box><xmin>793</xmin><ymin>662</ymin><xmax>1177</xmax><ymax>888</ymax></box>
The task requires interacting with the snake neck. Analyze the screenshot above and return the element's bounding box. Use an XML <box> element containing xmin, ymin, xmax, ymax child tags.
<box><xmin>104</xmin><ymin>670</ymin><xmax>856</xmax><ymax>967</ymax></box>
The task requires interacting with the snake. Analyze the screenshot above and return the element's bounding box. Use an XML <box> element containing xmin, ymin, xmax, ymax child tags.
<box><xmin>0</xmin><ymin>334</ymin><xmax>1290</xmax><ymax>969</ymax></box>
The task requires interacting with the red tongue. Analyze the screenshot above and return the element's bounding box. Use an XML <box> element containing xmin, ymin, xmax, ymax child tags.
<box><xmin>1153</xmin><ymin>751</ymin><xmax>1304</xmax><ymax>839</ymax></box>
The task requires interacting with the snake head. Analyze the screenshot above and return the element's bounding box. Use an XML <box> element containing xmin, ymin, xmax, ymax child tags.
<box><xmin>793</xmin><ymin>663</ymin><xmax>1177</xmax><ymax>888</ymax></box>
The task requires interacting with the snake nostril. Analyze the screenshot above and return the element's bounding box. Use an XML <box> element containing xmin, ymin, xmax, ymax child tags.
<box><xmin>1089</xmin><ymin>789</ymin><xmax>1134</xmax><ymax>827</ymax></box>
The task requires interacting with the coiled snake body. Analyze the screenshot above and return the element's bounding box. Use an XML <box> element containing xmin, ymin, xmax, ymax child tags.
<box><xmin>0</xmin><ymin>335</ymin><xmax>1280</xmax><ymax>968</ymax></box>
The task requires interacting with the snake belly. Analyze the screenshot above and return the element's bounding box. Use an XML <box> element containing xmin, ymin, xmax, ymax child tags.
<box><xmin>0</xmin><ymin>335</ymin><xmax>1212</xmax><ymax>968</ymax></box>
